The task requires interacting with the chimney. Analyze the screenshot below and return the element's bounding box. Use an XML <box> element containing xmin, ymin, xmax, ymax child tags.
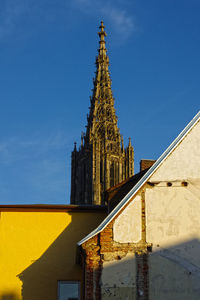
<box><xmin>140</xmin><ymin>159</ymin><xmax>156</xmax><ymax>171</ymax></box>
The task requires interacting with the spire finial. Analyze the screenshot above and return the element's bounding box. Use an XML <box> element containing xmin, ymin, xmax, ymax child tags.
<box><xmin>98</xmin><ymin>21</ymin><xmax>107</xmax><ymax>54</ymax></box>
<box><xmin>98</xmin><ymin>21</ymin><xmax>106</xmax><ymax>37</ymax></box>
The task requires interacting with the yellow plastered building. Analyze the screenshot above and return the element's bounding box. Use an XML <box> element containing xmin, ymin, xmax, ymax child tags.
<box><xmin>0</xmin><ymin>205</ymin><xmax>106</xmax><ymax>300</ymax></box>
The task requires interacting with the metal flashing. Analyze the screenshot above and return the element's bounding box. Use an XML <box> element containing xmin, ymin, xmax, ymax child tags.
<box><xmin>78</xmin><ymin>111</ymin><xmax>200</xmax><ymax>246</ymax></box>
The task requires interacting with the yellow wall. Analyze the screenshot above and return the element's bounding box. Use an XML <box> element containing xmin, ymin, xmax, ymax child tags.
<box><xmin>0</xmin><ymin>208</ymin><xmax>106</xmax><ymax>300</ymax></box>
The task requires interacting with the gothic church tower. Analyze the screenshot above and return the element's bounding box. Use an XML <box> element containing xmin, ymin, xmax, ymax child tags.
<box><xmin>70</xmin><ymin>22</ymin><xmax>134</xmax><ymax>205</ymax></box>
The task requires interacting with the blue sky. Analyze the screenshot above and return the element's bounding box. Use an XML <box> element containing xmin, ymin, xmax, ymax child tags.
<box><xmin>0</xmin><ymin>0</ymin><xmax>199</xmax><ymax>204</ymax></box>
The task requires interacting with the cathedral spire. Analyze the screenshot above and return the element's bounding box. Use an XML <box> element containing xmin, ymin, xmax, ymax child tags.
<box><xmin>70</xmin><ymin>22</ymin><xmax>134</xmax><ymax>206</ymax></box>
<box><xmin>86</xmin><ymin>21</ymin><xmax>116</xmax><ymax>142</ymax></box>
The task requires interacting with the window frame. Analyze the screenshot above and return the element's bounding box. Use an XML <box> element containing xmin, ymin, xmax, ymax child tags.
<box><xmin>57</xmin><ymin>280</ymin><xmax>80</xmax><ymax>300</ymax></box>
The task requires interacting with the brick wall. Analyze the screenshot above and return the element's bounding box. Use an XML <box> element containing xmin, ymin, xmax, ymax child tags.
<box><xmin>81</xmin><ymin>217</ymin><xmax>151</xmax><ymax>299</ymax></box>
<box><xmin>140</xmin><ymin>160</ymin><xmax>156</xmax><ymax>172</ymax></box>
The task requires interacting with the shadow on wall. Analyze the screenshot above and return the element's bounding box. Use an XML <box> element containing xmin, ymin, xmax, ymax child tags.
<box><xmin>17</xmin><ymin>212</ymin><xmax>104</xmax><ymax>300</ymax></box>
<box><xmin>16</xmin><ymin>212</ymin><xmax>200</xmax><ymax>300</ymax></box>
<box><xmin>100</xmin><ymin>238</ymin><xmax>200</xmax><ymax>300</ymax></box>
<box><xmin>1</xmin><ymin>294</ymin><xmax>19</xmax><ymax>300</ymax></box>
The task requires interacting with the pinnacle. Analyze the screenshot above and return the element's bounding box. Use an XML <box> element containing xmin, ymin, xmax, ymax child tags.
<box><xmin>98</xmin><ymin>20</ymin><xmax>107</xmax><ymax>39</ymax></box>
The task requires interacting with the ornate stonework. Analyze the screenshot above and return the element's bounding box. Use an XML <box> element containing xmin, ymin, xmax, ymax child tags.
<box><xmin>70</xmin><ymin>21</ymin><xmax>134</xmax><ymax>205</ymax></box>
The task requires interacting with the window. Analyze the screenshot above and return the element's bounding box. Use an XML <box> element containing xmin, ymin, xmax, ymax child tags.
<box><xmin>58</xmin><ymin>281</ymin><xmax>80</xmax><ymax>300</ymax></box>
<box><xmin>110</xmin><ymin>161</ymin><xmax>114</xmax><ymax>187</ymax></box>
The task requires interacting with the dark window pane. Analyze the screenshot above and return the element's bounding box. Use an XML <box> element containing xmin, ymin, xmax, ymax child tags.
<box><xmin>58</xmin><ymin>282</ymin><xmax>79</xmax><ymax>300</ymax></box>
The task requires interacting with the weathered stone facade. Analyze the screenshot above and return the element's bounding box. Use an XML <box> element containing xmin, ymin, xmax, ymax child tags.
<box><xmin>70</xmin><ymin>22</ymin><xmax>134</xmax><ymax>205</ymax></box>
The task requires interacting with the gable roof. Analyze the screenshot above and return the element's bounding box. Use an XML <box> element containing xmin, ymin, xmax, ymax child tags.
<box><xmin>78</xmin><ymin>111</ymin><xmax>200</xmax><ymax>246</ymax></box>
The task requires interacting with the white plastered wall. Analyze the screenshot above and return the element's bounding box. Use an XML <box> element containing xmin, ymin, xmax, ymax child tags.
<box><xmin>146</xmin><ymin>119</ymin><xmax>200</xmax><ymax>299</ymax></box>
<box><xmin>150</xmin><ymin>119</ymin><xmax>200</xmax><ymax>181</ymax></box>
<box><xmin>101</xmin><ymin>253</ymin><xmax>137</xmax><ymax>300</ymax></box>
<box><xmin>113</xmin><ymin>194</ymin><xmax>141</xmax><ymax>243</ymax></box>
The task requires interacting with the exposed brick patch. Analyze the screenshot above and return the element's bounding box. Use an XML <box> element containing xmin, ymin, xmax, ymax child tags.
<box><xmin>81</xmin><ymin>235</ymin><xmax>102</xmax><ymax>300</ymax></box>
<box><xmin>81</xmin><ymin>215</ymin><xmax>151</xmax><ymax>299</ymax></box>
<box><xmin>136</xmin><ymin>252</ymin><xmax>149</xmax><ymax>300</ymax></box>
<box><xmin>79</xmin><ymin>186</ymin><xmax>153</xmax><ymax>299</ymax></box>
